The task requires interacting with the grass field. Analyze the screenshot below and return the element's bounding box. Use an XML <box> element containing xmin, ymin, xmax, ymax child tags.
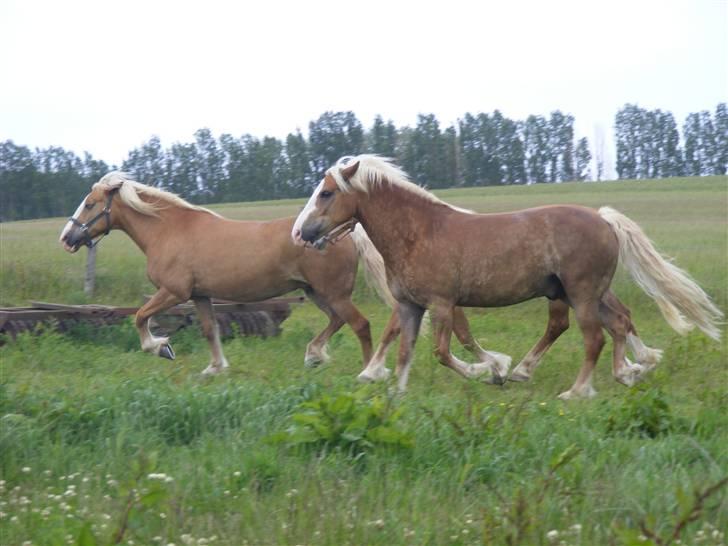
<box><xmin>1</xmin><ymin>176</ymin><xmax>726</xmax><ymax>545</ymax></box>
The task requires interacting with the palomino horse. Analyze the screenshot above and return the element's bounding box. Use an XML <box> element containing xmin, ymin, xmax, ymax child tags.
<box><xmin>292</xmin><ymin>155</ymin><xmax>723</xmax><ymax>398</ymax></box>
<box><xmin>59</xmin><ymin>171</ymin><xmax>400</xmax><ymax>375</ymax></box>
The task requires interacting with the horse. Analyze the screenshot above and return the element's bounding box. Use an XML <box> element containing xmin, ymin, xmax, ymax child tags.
<box><xmin>292</xmin><ymin>155</ymin><xmax>723</xmax><ymax>398</ymax></box>
<box><xmin>58</xmin><ymin>171</ymin><xmax>402</xmax><ymax>375</ymax></box>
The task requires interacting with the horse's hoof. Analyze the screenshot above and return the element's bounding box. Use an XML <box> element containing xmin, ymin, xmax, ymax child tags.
<box><xmin>357</xmin><ymin>371</ymin><xmax>375</xmax><ymax>383</ymax></box>
<box><xmin>201</xmin><ymin>364</ymin><xmax>227</xmax><ymax>376</ymax></box>
<box><xmin>486</xmin><ymin>374</ymin><xmax>506</xmax><ymax>386</ymax></box>
<box><xmin>615</xmin><ymin>372</ymin><xmax>642</xmax><ymax>388</ymax></box>
<box><xmin>357</xmin><ymin>366</ymin><xmax>391</xmax><ymax>383</ymax></box>
<box><xmin>304</xmin><ymin>356</ymin><xmax>323</xmax><ymax>369</ymax></box>
<box><xmin>508</xmin><ymin>372</ymin><xmax>531</xmax><ymax>383</ymax></box>
<box><xmin>558</xmin><ymin>386</ymin><xmax>597</xmax><ymax>400</ymax></box>
<box><xmin>558</xmin><ymin>390</ymin><xmax>575</xmax><ymax>401</ymax></box>
<box><xmin>159</xmin><ymin>344</ymin><xmax>175</xmax><ymax>360</ymax></box>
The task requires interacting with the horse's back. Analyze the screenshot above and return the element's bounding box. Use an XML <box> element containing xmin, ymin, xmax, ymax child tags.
<box><xmin>153</xmin><ymin>213</ymin><xmax>306</xmax><ymax>300</ymax></box>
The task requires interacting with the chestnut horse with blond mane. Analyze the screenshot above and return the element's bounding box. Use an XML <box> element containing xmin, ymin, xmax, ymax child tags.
<box><xmin>58</xmin><ymin>172</ymin><xmax>406</xmax><ymax>374</ymax></box>
<box><xmin>293</xmin><ymin>155</ymin><xmax>722</xmax><ymax>399</ymax></box>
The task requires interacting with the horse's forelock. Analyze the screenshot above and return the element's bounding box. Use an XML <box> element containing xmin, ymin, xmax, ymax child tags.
<box><xmin>327</xmin><ymin>167</ymin><xmax>349</xmax><ymax>191</ymax></box>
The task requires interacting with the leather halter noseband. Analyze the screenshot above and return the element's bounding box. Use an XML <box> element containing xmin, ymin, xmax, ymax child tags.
<box><xmin>68</xmin><ymin>189</ymin><xmax>117</xmax><ymax>248</ymax></box>
<box><xmin>309</xmin><ymin>219</ymin><xmax>358</xmax><ymax>250</ymax></box>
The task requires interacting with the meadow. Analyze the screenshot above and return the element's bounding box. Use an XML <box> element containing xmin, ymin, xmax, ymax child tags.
<box><xmin>0</xmin><ymin>176</ymin><xmax>726</xmax><ymax>546</ymax></box>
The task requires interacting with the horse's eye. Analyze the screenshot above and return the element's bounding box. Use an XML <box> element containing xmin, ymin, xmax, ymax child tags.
<box><xmin>319</xmin><ymin>190</ymin><xmax>333</xmax><ymax>199</ymax></box>
<box><xmin>84</xmin><ymin>202</ymin><xmax>94</xmax><ymax>210</ymax></box>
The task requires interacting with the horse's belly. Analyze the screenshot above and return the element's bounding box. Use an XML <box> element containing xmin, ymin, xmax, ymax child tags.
<box><xmin>460</xmin><ymin>291</ymin><xmax>539</xmax><ymax>308</ymax></box>
<box><xmin>193</xmin><ymin>274</ymin><xmax>300</xmax><ymax>302</ymax></box>
<box><xmin>458</xmin><ymin>274</ymin><xmax>559</xmax><ymax>308</ymax></box>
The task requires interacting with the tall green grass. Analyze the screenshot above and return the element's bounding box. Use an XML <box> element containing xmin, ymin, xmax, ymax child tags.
<box><xmin>0</xmin><ymin>176</ymin><xmax>726</xmax><ymax>545</ymax></box>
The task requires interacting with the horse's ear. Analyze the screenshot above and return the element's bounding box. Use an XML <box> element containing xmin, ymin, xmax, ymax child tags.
<box><xmin>340</xmin><ymin>160</ymin><xmax>360</xmax><ymax>182</ymax></box>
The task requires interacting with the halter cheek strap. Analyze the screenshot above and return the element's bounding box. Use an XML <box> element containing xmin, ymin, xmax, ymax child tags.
<box><xmin>309</xmin><ymin>219</ymin><xmax>358</xmax><ymax>250</ymax></box>
<box><xmin>69</xmin><ymin>189</ymin><xmax>117</xmax><ymax>248</ymax></box>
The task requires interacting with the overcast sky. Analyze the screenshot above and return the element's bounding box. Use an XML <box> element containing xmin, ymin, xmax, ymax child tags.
<box><xmin>1</xmin><ymin>0</ymin><xmax>726</xmax><ymax>175</ymax></box>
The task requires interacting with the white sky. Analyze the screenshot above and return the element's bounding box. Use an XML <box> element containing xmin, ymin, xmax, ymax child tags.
<box><xmin>1</xmin><ymin>0</ymin><xmax>726</xmax><ymax>176</ymax></box>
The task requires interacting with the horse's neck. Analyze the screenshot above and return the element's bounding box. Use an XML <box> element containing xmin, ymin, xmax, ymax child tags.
<box><xmin>115</xmin><ymin>203</ymin><xmax>176</xmax><ymax>255</ymax></box>
<box><xmin>356</xmin><ymin>185</ymin><xmax>439</xmax><ymax>268</ymax></box>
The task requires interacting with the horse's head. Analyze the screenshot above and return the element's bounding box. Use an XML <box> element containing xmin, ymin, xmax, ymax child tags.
<box><xmin>292</xmin><ymin>160</ymin><xmax>360</xmax><ymax>247</ymax></box>
<box><xmin>59</xmin><ymin>180</ymin><xmax>121</xmax><ymax>253</ymax></box>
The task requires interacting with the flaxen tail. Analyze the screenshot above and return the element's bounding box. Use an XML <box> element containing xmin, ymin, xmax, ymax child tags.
<box><xmin>350</xmin><ymin>224</ymin><xmax>397</xmax><ymax>308</ymax></box>
<box><xmin>599</xmin><ymin>207</ymin><xmax>723</xmax><ymax>341</ymax></box>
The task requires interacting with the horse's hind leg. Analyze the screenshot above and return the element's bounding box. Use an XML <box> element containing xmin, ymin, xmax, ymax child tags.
<box><xmin>599</xmin><ymin>293</ymin><xmax>659</xmax><ymax>387</ymax></box>
<box><xmin>395</xmin><ymin>301</ymin><xmax>425</xmax><ymax>392</ymax></box>
<box><xmin>193</xmin><ymin>297</ymin><xmax>229</xmax><ymax>375</ymax></box>
<box><xmin>135</xmin><ymin>287</ymin><xmax>184</xmax><ymax>360</ymax></box>
<box><xmin>327</xmin><ymin>297</ymin><xmax>373</xmax><ymax>367</ymax></box>
<box><xmin>452</xmin><ymin>307</ymin><xmax>511</xmax><ymax>380</ymax></box>
<box><xmin>431</xmin><ymin>303</ymin><xmax>506</xmax><ymax>385</ymax></box>
<box><xmin>602</xmin><ymin>290</ymin><xmax>663</xmax><ymax>369</ymax></box>
<box><xmin>358</xmin><ymin>307</ymin><xmax>400</xmax><ymax>382</ymax></box>
<box><xmin>558</xmin><ymin>300</ymin><xmax>605</xmax><ymax>400</ymax></box>
<box><xmin>303</xmin><ymin>289</ymin><xmax>346</xmax><ymax>368</ymax></box>
<box><xmin>510</xmin><ymin>299</ymin><xmax>570</xmax><ymax>382</ymax></box>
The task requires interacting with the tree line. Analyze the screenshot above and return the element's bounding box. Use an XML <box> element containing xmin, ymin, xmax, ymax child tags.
<box><xmin>1</xmin><ymin>103</ymin><xmax>725</xmax><ymax>221</ymax></box>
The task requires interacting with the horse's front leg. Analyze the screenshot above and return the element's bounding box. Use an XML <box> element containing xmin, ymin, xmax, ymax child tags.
<box><xmin>432</xmin><ymin>303</ymin><xmax>507</xmax><ymax>384</ymax></box>
<box><xmin>193</xmin><ymin>296</ymin><xmax>230</xmax><ymax>375</ymax></box>
<box><xmin>358</xmin><ymin>307</ymin><xmax>401</xmax><ymax>383</ymax></box>
<box><xmin>135</xmin><ymin>287</ymin><xmax>184</xmax><ymax>360</ymax></box>
<box><xmin>452</xmin><ymin>307</ymin><xmax>511</xmax><ymax>383</ymax></box>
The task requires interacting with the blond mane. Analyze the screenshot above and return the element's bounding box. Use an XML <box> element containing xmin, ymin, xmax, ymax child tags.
<box><xmin>327</xmin><ymin>155</ymin><xmax>472</xmax><ymax>213</ymax></box>
<box><xmin>94</xmin><ymin>172</ymin><xmax>221</xmax><ymax>218</ymax></box>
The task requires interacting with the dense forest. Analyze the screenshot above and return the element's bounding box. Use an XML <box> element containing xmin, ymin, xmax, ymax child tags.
<box><xmin>1</xmin><ymin>103</ymin><xmax>726</xmax><ymax>221</ymax></box>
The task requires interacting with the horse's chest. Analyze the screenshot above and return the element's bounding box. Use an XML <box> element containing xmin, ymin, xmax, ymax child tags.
<box><xmin>388</xmin><ymin>267</ymin><xmax>441</xmax><ymax>306</ymax></box>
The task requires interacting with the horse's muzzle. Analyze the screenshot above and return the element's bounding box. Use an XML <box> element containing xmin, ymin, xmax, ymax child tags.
<box><xmin>61</xmin><ymin>232</ymin><xmax>82</xmax><ymax>253</ymax></box>
<box><xmin>300</xmin><ymin>220</ymin><xmax>325</xmax><ymax>244</ymax></box>
<box><xmin>291</xmin><ymin>228</ymin><xmax>306</xmax><ymax>246</ymax></box>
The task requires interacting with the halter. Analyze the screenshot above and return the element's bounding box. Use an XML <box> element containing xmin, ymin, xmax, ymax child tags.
<box><xmin>309</xmin><ymin>219</ymin><xmax>358</xmax><ymax>250</ymax></box>
<box><xmin>68</xmin><ymin>189</ymin><xmax>117</xmax><ymax>248</ymax></box>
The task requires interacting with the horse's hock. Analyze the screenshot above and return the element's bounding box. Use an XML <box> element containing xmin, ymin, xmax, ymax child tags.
<box><xmin>0</xmin><ymin>297</ymin><xmax>304</xmax><ymax>342</ymax></box>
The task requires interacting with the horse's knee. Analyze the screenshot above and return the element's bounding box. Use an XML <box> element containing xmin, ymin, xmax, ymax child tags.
<box><xmin>352</xmin><ymin>317</ymin><xmax>371</xmax><ymax>338</ymax></box>
<box><xmin>199</xmin><ymin>319</ymin><xmax>212</xmax><ymax>336</ymax></box>
<box><xmin>590</xmin><ymin>329</ymin><xmax>606</xmax><ymax>352</ymax></box>
<box><xmin>548</xmin><ymin>315</ymin><xmax>569</xmax><ymax>338</ymax></box>
<box><xmin>199</xmin><ymin>320</ymin><xmax>218</xmax><ymax>341</ymax></box>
